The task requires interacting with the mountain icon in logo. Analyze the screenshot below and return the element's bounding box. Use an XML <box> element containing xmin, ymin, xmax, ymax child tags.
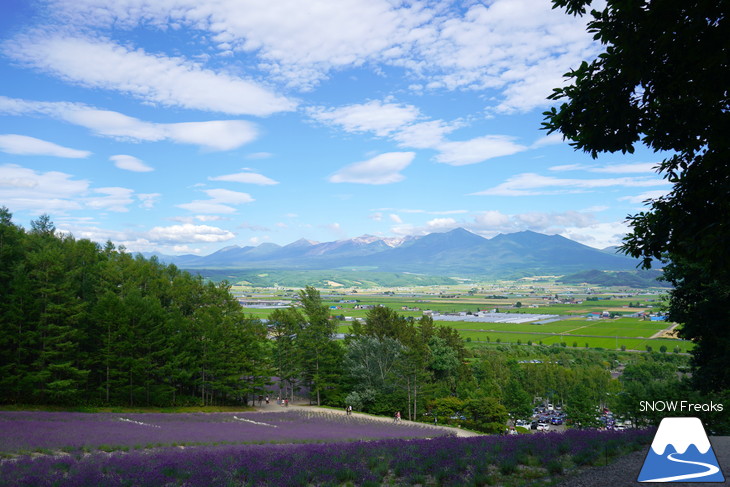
<box><xmin>638</xmin><ymin>417</ymin><xmax>725</xmax><ymax>482</ymax></box>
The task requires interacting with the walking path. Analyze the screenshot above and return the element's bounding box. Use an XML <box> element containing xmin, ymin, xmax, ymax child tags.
<box><xmin>253</xmin><ymin>400</ymin><xmax>480</xmax><ymax>438</ymax></box>
<box><xmin>556</xmin><ymin>436</ymin><xmax>729</xmax><ymax>486</ymax></box>
<box><xmin>650</xmin><ymin>322</ymin><xmax>680</xmax><ymax>339</ymax></box>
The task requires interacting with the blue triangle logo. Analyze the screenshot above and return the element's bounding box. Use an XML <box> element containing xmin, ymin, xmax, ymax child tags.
<box><xmin>638</xmin><ymin>417</ymin><xmax>725</xmax><ymax>482</ymax></box>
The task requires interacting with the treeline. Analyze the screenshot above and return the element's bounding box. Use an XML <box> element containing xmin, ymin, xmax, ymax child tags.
<box><xmin>4</xmin><ymin>209</ymin><xmax>722</xmax><ymax>433</ymax></box>
<box><xmin>0</xmin><ymin>209</ymin><xmax>269</xmax><ymax>407</ymax></box>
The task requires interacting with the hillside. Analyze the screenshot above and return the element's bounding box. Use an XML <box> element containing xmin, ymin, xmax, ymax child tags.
<box><xmin>558</xmin><ymin>269</ymin><xmax>671</xmax><ymax>288</ymax></box>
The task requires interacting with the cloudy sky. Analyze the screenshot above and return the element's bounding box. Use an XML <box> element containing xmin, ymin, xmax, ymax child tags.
<box><xmin>0</xmin><ymin>0</ymin><xmax>668</xmax><ymax>255</ymax></box>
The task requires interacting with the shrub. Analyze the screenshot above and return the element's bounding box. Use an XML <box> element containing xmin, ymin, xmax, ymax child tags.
<box><xmin>499</xmin><ymin>459</ymin><xmax>518</xmax><ymax>475</ymax></box>
<box><xmin>547</xmin><ymin>459</ymin><xmax>564</xmax><ymax>475</ymax></box>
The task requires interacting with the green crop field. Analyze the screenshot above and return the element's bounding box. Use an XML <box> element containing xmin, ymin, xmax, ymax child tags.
<box><xmin>234</xmin><ymin>284</ymin><xmax>680</xmax><ymax>353</ymax></box>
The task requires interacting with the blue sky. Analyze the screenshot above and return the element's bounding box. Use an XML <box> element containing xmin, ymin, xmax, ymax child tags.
<box><xmin>0</xmin><ymin>0</ymin><xmax>669</xmax><ymax>255</ymax></box>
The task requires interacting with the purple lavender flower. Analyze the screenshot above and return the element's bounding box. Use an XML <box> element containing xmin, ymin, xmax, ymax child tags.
<box><xmin>0</xmin><ymin>411</ymin><xmax>654</xmax><ymax>487</ymax></box>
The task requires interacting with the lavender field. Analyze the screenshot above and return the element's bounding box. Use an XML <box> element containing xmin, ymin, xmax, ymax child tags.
<box><xmin>0</xmin><ymin>410</ymin><xmax>654</xmax><ymax>487</ymax></box>
<box><xmin>0</xmin><ymin>410</ymin><xmax>447</xmax><ymax>454</ymax></box>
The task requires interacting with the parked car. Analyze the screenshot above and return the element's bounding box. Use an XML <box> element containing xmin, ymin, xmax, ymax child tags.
<box><xmin>537</xmin><ymin>422</ymin><xmax>550</xmax><ymax>431</ymax></box>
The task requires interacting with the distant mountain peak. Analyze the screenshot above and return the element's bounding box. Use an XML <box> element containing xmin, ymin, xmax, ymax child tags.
<box><xmin>161</xmin><ymin>228</ymin><xmax>643</xmax><ymax>277</ymax></box>
<box><xmin>286</xmin><ymin>238</ymin><xmax>318</xmax><ymax>247</ymax></box>
<box><xmin>446</xmin><ymin>227</ymin><xmax>478</xmax><ymax>236</ymax></box>
<box><xmin>351</xmin><ymin>234</ymin><xmax>381</xmax><ymax>244</ymax></box>
<box><xmin>350</xmin><ymin>234</ymin><xmax>413</xmax><ymax>248</ymax></box>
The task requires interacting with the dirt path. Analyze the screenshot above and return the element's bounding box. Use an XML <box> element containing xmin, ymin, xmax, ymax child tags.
<box><xmin>253</xmin><ymin>401</ymin><xmax>481</xmax><ymax>438</ymax></box>
<box><xmin>556</xmin><ymin>436</ymin><xmax>729</xmax><ymax>486</ymax></box>
<box><xmin>650</xmin><ymin>322</ymin><xmax>679</xmax><ymax>339</ymax></box>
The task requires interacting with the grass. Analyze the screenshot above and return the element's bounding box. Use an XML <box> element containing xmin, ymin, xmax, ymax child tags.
<box><xmin>336</xmin><ymin>315</ymin><xmax>687</xmax><ymax>352</ymax></box>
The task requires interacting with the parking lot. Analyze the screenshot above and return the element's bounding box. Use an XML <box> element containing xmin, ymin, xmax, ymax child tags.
<box><xmin>514</xmin><ymin>404</ymin><xmax>630</xmax><ymax>434</ymax></box>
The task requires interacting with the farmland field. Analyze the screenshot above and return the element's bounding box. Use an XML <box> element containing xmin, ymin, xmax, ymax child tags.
<box><xmin>336</xmin><ymin>315</ymin><xmax>689</xmax><ymax>352</ymax></box>
<box><xmin>235</xmin><ymin>283</ymin><xmax>684</xmax><ymax>352</ymax></box>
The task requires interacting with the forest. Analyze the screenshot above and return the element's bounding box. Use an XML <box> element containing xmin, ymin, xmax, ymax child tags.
<box><xmin>2</xmin><ymin>208</ymin><xmax>723</xmax><ymax>434</ymax></box>
<box><xmin>0</xmin><ymin>208</ymin><xmax>269</xmax><ymax>407</ymax></box>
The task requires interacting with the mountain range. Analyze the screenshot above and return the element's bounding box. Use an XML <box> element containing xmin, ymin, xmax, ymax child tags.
<box><xmin>147</xmin><ymin>228</ymin><xmax>651</xmax><ymax>279</ymax></box>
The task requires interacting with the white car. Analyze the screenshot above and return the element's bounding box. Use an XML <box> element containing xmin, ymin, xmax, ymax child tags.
<box><xmin>537</xmin><ymin>422</ymin><xmax>550</xmax><ymax>431</ymax></box>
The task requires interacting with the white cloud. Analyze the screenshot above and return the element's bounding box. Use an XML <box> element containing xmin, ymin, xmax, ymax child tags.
<box><xmin>549</xmin><ymin>162</ymin><xmax>660</xmax><ymax>174</ymax></box>
<box><xmin>426</xmin><ymin>217</ymin><xmax>458</xmax><ymax>231</ymax></box>
<box><xmin>0</xmin><ymin>96</ymin><xmax>259</xmax><ymax>151</ymax></box>
<box><xmin>389</xmin><ymin>214</ymin><xmax>402</xmax><ymax>224</ymax></box>
<box><xmin>390</xmin><ymin>217</ymin><xmax>459</xmax><ymax>237</ymax></box>
<box><xmin>392</xmin><ymin>120</ymin><xmax>460</xmax><ymax>149</ymax></box>
<box><xmin>409</xmin><ymin>0</ymin><xmax>598</xmax><ymax>113</ymax></box>
<box><xmin>310</xmin><ymin>99</ymin><xmax>467</xmax><ymax>155</ymax></box>
<box><xmin>137</xmin><ymin>193</ymin><xmax>161</xmax><ymax>209</ymax></box>
<box><xmin>38</xmin><ymin>0</ymin><xmax>595</xmax><ymax>112</ymax></box>
<box><xmin>172</xmin><ymin>245</ymin><xmax>201</xmax><ymax>254</ymax></box>
<box><xmin>164</xmin><ymin>121</ymin><xmax>259</xmax><ymax>151</ymax></box>
<box><xmin>209</xmin><ymin>171</ymin><xmax>278</xmax><ymax>185</ymax></box>
<box><xmin>590</xmin><ymin>162</ymin><xmax>660</xmax><ymax>174</ymax></box>
<box><xmin>0</xmin><ymin>163</ymin><xmax>88</xmax><ymax>213</ymax></box>
<box><xmin>148</xmin><ymin>223</ymin><xmax>236</xmax><ymax>243</ymax></box>
<box><xmin>195</xmin><ymin>215</ymin><xmax>226</xmax><ymax>222</ymax></box>
<box><xmin>177</xmin><ymin>188</ymin><xmax>254</xmax><ymax>214</ymax></box>
<box><xmin>469</xmin><ymin>209</ymin><xmax>598</xmax><ymax>237</ymax></box>
<box><xmin>110</xmin><ymin>154</ymin><xmax>154</xmax><ymax>172</ymax></box>
<box><xmin>549</xmin><ymin>164</ymin><xmax>590</xmax><ymax>172</ymax></box>
<box><xmin>619</xmin><ymin>190</ymin><xmax>670</xmax><ymax>204</ymax></box>
<box><xmin>329</xmin><ymin>152</ymin><xmax>415</xmax><ymax>184</ymax></box>
<box><xmin>473</xmin><ymin>210</ymin><xmax>511</xmax><ymax>228</ymax></box>
<box><xmin>531</xmin><ymin>132</ymin><xmax>565</xmax><ymax>149</ymax></box>
<box><xmin>176</xmin><ymin>201</ymin><xmax>238</xmax><ymax>214</ymax></box>
<box><xmin>309</xmin><ymin>100</ymin><xmax>421</xmax><ymax>136</ymax></box>
<box><xmin>435</xmin><ymin>135</ymin><xmax>527</xmax><ymax>166</ymax></box>
<box><xmin>561</xmin><ymin>221</ymin><xmax>631</xmax><ymax>249</ymax></box>
<box><xmin>388</xmin><ymin>208</ymin><xmax>622</xmax><ymax>245</ymax></box>
<box><xmin>471</xmin><ymin>172</ymin><xmax>670</xmax><ymax>196</ymax></box>
<box><xmin>203</xmin><ymin>188</ymin><xmax>255</xmax><ymax>204</ymax></box>
<box><xmin>374</xmin><ymin>207</ymin><xmax>469</xmax><ymax>216</ymax></box>
<box><xmin>5</xmin><ymin>33</ymin><xmax>295</xmax><ymax>116</ymax></box>
<box><xmin>44</xmin><ymin>0</ymin><xmax>426</xmax><ymax>89</ymax></box>
<box><xmin>0</xmin><ymin>134</ymin><xmax>91</xmax><ymax>158</ymax></box>
<box><xmin>85</xmin><ymin>187</ymin><xmax>135</xmax><ymax>212</ymax></box>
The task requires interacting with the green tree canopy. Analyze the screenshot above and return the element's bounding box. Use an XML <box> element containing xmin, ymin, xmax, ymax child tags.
<box><xmin>544</xmin><ymin>0</ymin><xmax>730</xmax><ymax>392</ymax></box>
